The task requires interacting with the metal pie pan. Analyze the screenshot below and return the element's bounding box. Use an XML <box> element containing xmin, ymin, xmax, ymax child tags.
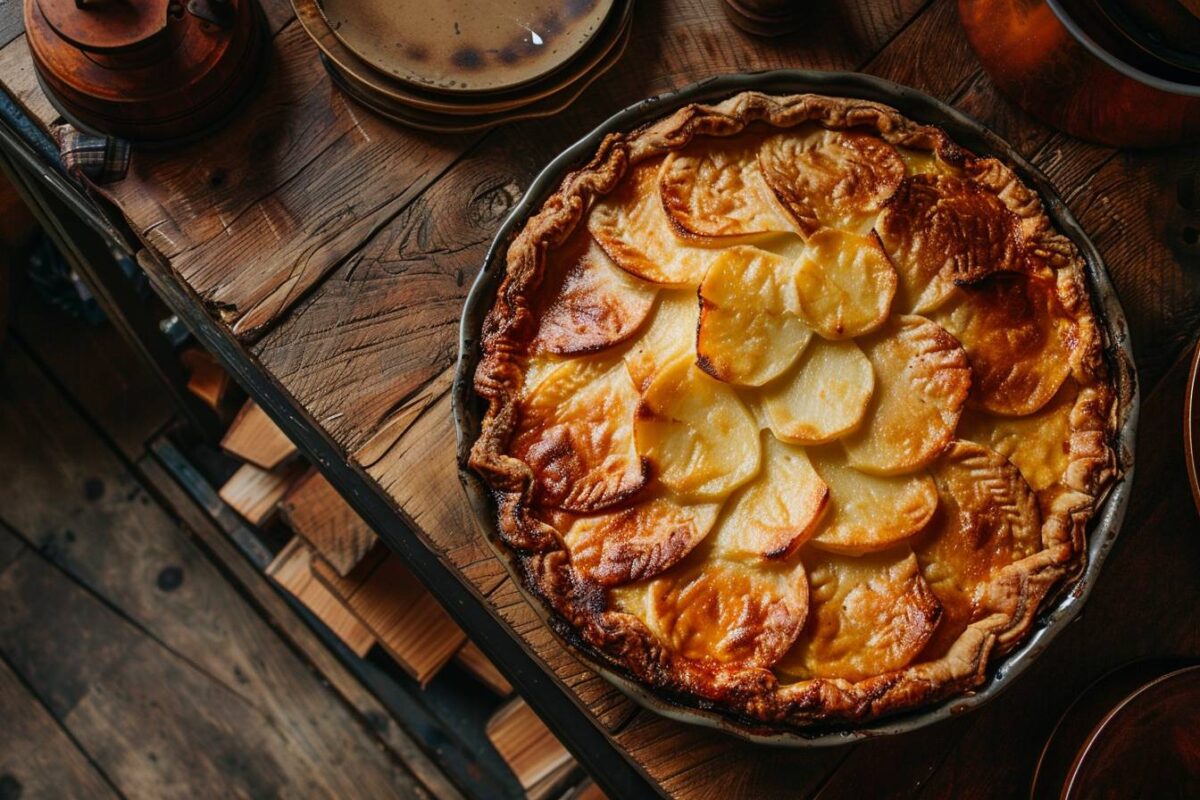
<box><xmin>452</xmin><ymin>71</ymin><xmax>1139</xmax><ymax>746</ymax></box>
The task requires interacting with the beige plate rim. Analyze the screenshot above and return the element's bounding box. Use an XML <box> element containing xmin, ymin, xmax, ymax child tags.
<box><xmin>323</xmin><ymin>13</ymin><xmax>631</xmax><ymax>133</ymax></box>
<box><xmin>293</xmin><ymin>0</ymin><xmax>632</xmax><ymax>116</ymax></box>
<box><xmin>318</xmin><ymin>0</ymin><xmax>617</xmax><ymax>97</ymax></box>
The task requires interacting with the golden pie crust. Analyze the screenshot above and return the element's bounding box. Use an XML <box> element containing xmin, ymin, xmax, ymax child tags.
<box><xmin>470</xmin><ymin>92</ymin><xmax>1119</xmax><ymax>728</ymax></box>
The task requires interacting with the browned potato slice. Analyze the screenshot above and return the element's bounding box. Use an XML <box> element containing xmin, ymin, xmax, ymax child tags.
<box><xmin>614</xmin><ymin>556</ymin><xmax>809</xmax><ymax>668</ymax></box>
<box><xmin>957</xmin><ymin>381</ymin><xmax>1077</xmax><ymax>492</ymax></box>
<box><xmin>623</xmin><ymin>290</ymin><xmax>700</xmax><ymax>392</ymax></box>
<box><xmin>758</xmin><ymin>129</ymin><xmax>905</xmax><ymax>236</ymax></box>
<box><xmin>511</xmin><ymin>356</ymin><xmax>646</xmax><ymax>512</ymax></box>
<box><xmin>634</xmin><ymin>356</ymin><xmax>761</xmax><ymax>501</ymax></box>
<box><xmin>794</xmin><ymin>229</ymin><xmax>897</xmax><ymax>339</ymax></box>
<box><xmin>530</xmin><ymin>229</ymin><xmax>658</xmax><ymax>355</ymax></box>
<box><xmin>878</xmin><ymin>174</ymin><xmax>1024</xmax><ymax>313</ymax></box>
<box><xmin>588</xmin><ymin>159</ymin><xmax>723</xmax><ymax>286</ymax></box>
<box><xmin>659</xmin><ymin>138</ymin><xmax>798</xmax><ymax>237</ymax></box>
<box><xmin>897</xmin><ymin>147</ymin><xmax>959</xmax><ymax>177</ymax></box>
<box><xmin>933</xmin><ymin>273</ymin><xmax>1073</xmax><ymax>416</ymax></box>
<box><xmin>914</xmin><ymin>441</ymin><xmax>1042</xmax><ymax>657</ymax></box>
<box><xmin>808</xmin><ymin>447</ymin><xmax>938</xmax><ymax>554</ymax></box>
<box><xmin>776</xmin><ymin>548</ymin><xmax>941</xmax><ymax>682</ymax></box>
<box><xmin>696</xmin><ymin>246</ymin><xmax>812</xmax><ymax>386</ymax></box>
<box><xmin>712</xmin><ymin>436</ymin><xmax>828</xmax><ymax>561</ymax></box>
<box><xmin>563</xmin><ymin>498</ymin><xmax>721</xmax><ymax>586</ymax></box>
<box><xmin>842</xmin><ymin>316</ymin><xmax>971</xmax><ymax>475</ymax></box>
<box><xmin>760</xmin><ymin>338</ymin><xmax>874</xmax><ymax>445</ymax></box>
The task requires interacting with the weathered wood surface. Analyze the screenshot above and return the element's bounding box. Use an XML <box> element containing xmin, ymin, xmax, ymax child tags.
<box><xmin>0</xmin><ymin>639</ymin><xmax>119</xmax><ymax>800</ymax></box>
<box><xmin>0</xmin><ymin>340</ymin><xmax>440</xmax><ymax>798</ymax></box>
<box><xmin>3</xmin><ymin>0</ymin><xmax>1200</xmax><ymax>795</ymax></box>
<box><xmin>266</xmin><ymin>537</ymin><xmax>377</xmax><ymax>656</ymax></box>
<box><xmin>222</xmin><ymin>399</ymin><xmax>297</xmax><ymax>469</ymax></box>
<box><xmin>280</xmin><ymin>467</ymin><xmax>377</xmax><ymax>575</ymax></box>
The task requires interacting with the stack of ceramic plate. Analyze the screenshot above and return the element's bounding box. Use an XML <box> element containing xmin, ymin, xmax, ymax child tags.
<box><xmin>292</xmin><ymin>0</ymin><xmax>633</xmax><ymax>133</ymax></box>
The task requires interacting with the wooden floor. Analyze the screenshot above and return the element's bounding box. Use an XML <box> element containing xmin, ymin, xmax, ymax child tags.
<box><xmin>0</xmin><ymin>282</ymin><xmax>447</xmax><ymax>797</ymax></box>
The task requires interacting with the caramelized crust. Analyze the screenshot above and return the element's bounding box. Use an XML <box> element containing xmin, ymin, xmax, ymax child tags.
<box><xmin>914</xmin><ymin>441</ymin><xmax>1042</xmax><ymax>658</ymax></box>
<box><xmin>589</xmin><ymin>159</ymin><xmax>722</xmax><ymax>286</ymax></box>
<box><xmin>842</xmin><ymin>316</ymin><xmax>972</xmax><ymax>475</ymax></box>
<box><xmin>563</xmin><ymin>497</ymin><xmax>721</xmax><ymax>586</ymax></box>
<box><xmin>776</xmin><ymin>548</ymin><xmax>941</xmax><ymax>682</ymax></box>
<box><xmin>512</xmin><ymin>356</ymin><xmax>647</xmax><ymax>512</ymax></box>
<box><xmin>935</xmin><ymin>273</ymin><xmax>1074</xmax><ymax>416</ymax></box>
<box><xmin>759</xmin><ymin>128</ymin><xmax>905</xmax><ymax>236</ymax></box>
<box><xmin>530</xmin><ymin>229</ymin><xmax>658</xmax><ymax>355</ymax></box>
<box><xmin>615</xmin><ymin>556</ymin><xmax>809</xmax><ymax>668</ymax></box>
<box><xmin>659</xmin><ymin>138</ymin><xmax>797</xmax><ymax>237</ymax></box>
<box><xmin>879</xmin><ymin>174</ymin><xmax>1024</xmax><ymax>313</ymax></box>
<box><xmin>470</xmin><ymin>91</ymin><xmax>1121</xmax><ymax>730</ymax></box>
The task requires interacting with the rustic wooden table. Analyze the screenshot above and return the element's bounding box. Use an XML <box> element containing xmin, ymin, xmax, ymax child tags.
<box><xmin>2</xmin><ymin>0</ymin><xmax>1199</xmax><ymax>796</ymax></box>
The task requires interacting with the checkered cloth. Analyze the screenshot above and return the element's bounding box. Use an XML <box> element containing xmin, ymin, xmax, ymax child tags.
<box><xmin>52</xmin><ymin>124</ymin><xmax>130</xmax><ymax>184</ymax></box>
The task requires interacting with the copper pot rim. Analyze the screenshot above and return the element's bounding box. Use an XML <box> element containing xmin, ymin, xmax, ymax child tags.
<box><xmin>1046</xmin><ymin>0</ymin><xmax>1200</xmax><ymax>96</ymax></box>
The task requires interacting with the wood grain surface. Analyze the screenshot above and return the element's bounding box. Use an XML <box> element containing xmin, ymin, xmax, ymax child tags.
<box><xmin>3</xmin><ymin>0</ymin><xmax>1199</xmax><ymax>795</ymax></box>
<box><xmin>279</xmin><ymin>468</ymin><xmax>377</xmax><ymax>575</ymax></box>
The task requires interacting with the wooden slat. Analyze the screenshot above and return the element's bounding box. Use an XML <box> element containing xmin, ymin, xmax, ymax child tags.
<box><xmin>221</xmin><ymin>399</ymin><xmax>297</xmax><ymax>469</ymax></box>
<box><xmin>265</xmin><ymin>538</ymin><xmax>375</xmax><ymax>657</ymax></box>
<box><xmin>218</xmin><ymin>461</ymin><xmax>304</xmax><ymax>526</ymax></box>
<box><xmin>313</xmin><ymin>553</ymin><xmax>466</xmax><ymax>685</ymax></box>
<box><xmin>279</xmin><ymin>468</ymin><xmax>376</xmax><ymax>575</ymax></box>
<box><xmin>454</xmin><ymin>640</ymin><xmax>513</xmax><ymax>696</ymax></box>
<box><xmin>487</xmin><ymin>698</ymin><xmax>574</xmax><ymax>792</ymax></box>
<box><xmin>0</xmin><ymin>637</ymin><xmax>118</xmax><ymax>799</ymax></box>
<box><xmin>182</xmin><ymin>347</ymin><xmax>234</xmax><ymax>413</ymax></box>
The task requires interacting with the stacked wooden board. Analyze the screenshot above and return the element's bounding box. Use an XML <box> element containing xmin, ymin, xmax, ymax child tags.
<box><xmin>196</xmin><ymin>389</ymin><xmax>581</xmax><ymax>795</ymax></box>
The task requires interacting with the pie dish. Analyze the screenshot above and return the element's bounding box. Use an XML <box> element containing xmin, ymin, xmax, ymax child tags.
<box><xmin>465</xmin><ymin>88</ymin><xmax>1126</xmax><ymax>731</ymax></box>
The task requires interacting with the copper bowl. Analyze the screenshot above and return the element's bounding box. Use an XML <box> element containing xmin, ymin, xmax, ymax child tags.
<box><xmin>959</xmin><ymin>0</ymin><xmax>1200</xmax><ymax>148</ymax></box>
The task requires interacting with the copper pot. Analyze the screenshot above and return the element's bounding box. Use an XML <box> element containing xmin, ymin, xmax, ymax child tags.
<box><xmin>959</xmin><ymin>0</ymin><xmax>1200</xmax><ymax>147</ymax></box>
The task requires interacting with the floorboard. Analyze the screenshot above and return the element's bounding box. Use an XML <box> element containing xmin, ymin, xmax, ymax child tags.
<box><xmin>0</xmin><ymin>336</ymin><xmax>435</xmax><ymax>798</ymax></box>
<box><xmin>10</xmin><ymin>282</ymin><xmax>174</xmax><ymax>461</ymax></box>
<box><xmin>0</xmin><ymin>655</ymin><xmax>118</xmax><ymax>800</ymax></box>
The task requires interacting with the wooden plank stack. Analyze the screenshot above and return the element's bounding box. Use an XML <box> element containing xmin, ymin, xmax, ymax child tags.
<box><xmin>207</xmin><ymin>394</ymin><xmax>583</xmax><ymax>796</ymax></box>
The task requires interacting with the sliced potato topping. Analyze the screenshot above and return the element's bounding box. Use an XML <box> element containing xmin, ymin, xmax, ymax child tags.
<box><xmin>614</xmin><ymin>555</ymin><xmax>808</xmax><ymax>668</ymax></box>
<box><xmin>933</xmin><ymin>273</ymin><xmax>1073</xmax><ymax>416</ymax></box>
<box><xmin>808</xmin><ymin>446</ymin><xmax>938</xmax><ymax>555</ymax></box>
<box><xmin>878</xmin><ymin>174</ymin><xmax>1024</xmax><ymax>314</ymax></box>
<box><xmin>634</xmin><ymin>356</ymin><xmax>762</xmax><ymax>502</ymax></box>
<box><xmin>957</xmin><ymin>381</ymin><xmax>1077</xmax><ymax>492</ymax></box>
<box><xmin>711</xmin><ymin>436</ymin><xmax>828</xmax><ymax>561</ymax></box>
<box><xmin>760</xmin><ymin>338</ymin><xmax>874</xmax><ymax>445</ymax></box>
<box><xmin>589</xmin><ymin>159</ymin><xmax>724</xmax><ymax>286</ymax></box>
<box><xmin>512</xmin><ymin>356</ymin><xmax>646</xmax><ymax>512</ymax></box>
<box><xmin>842</xmin><ymin>315</ymin><xmax>971</xmax><ymax>475</ymax></box>
<box><xmin>776</xmin><ymin>548</ymin><xmax>941</xmax><ymax>682</ymax></box>
<box><xmin>531</xmin><ymin>229</ymin><xmax>658</xmax><ymax>355</ymax></box>
<box><xmin>914</xmin><ymin>441</ymin><xmax>1042</xmax><ymax>657</ymax></box>
<box><xmin>563</xmin><ymin>497</ymin><xmax>721</xmax><ymax>586</ymax></box>
<box><xmin>660</xmin><ymin>138</ymin><xmax>798</xmax><ymax>237</ymax></box>
<box><xmin>622</xmin><ymin>290</ymin><xmax>701</xmax><ymax>392</ymax></box>
<box><xmin>696</xmin><ymin>246</ymin><xmax>812</xmax><ymax>386</ymax></box>
<box><xmin>794</xmin><ymin>229</ymin><xmax>897</xmax><ymax>339</ymax></box>
<box><xmin>758</xmin><ymin>128</ymin><xmax>905</xmax><ymax>236</ymax></box>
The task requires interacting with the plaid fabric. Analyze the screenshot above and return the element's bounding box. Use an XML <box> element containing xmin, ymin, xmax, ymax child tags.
<box><xmin>52</xmin><ymin>124</ymin><xmax>130</xmax><ymax>184</ymax></box>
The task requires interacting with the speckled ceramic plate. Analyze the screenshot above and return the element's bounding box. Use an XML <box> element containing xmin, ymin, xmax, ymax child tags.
<box><xmin>320</xmin><ymin>0</ymin><xmax>615</xmax><ymax>95</ymax></box>
<box><xmin>453</xmin><ymin>72</ymin><xmax>1138</xmax><ymax>746</ymax></box>
<box><xmin>295</xmin><ymin>0</ymin><xmax>631</xmax><ymax>116</ymax></box>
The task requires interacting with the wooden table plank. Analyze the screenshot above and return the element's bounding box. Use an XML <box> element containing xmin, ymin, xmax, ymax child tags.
<box><xmin>4</xmin><ymin>0</ymin><xmax>1199</xmax><ymax>796</ymax></box>
<box><xmin>0</xmin><ymin>651</ymin><xmax>119</xmax><ymax>800</ymax></box>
